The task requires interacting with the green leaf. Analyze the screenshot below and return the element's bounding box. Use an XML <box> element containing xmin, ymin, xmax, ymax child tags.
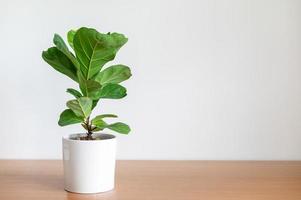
<box><xmin>91</xmin><ymin>127</ymin><xmax>102</xmax><ymax>132</ymax></box>
<box><xmin>92</xmin><ymin>99</ymin><xmax>99</xmax><ymax>109</ymax></box>
<box><xmin>58</xmin><ymin>109</ymin><xmax>83</xmax><ymax>126</ymax></box>
<box><xmin>42</xmin><ymin>47</ymin><xmax>78</xmax><ymax>82</ymax></box>
<box><xmin>107</xmin><ymin>122</ymin><xmax>130</xmax><ymax>134</ymax></box>
<box><xmin>99</xmin><ymin>83</ymin><xmax>127</xmax><ymax>99</ymax></box>
<box><xmin>78</xmin><ymin>73</ymin><xmax>102</xmax><ymax>100</ymax></box>
<box><xmin>66</xmin><ymin>88</ymin><xmax>82</xmax><ymax>98</ymax></box>
<box><xmin>73</xmin><ymin>27</ymin><xmax>128</xmax><ymax>79</ymax></box>
<box><xmin>53</xmin><ymin>34</ymin><xmax>80</xmax><ymax>69</ymax></box>
<box><xmin>91</xmin><ymin>117</ymin><xmax>107</xmax><ymax>130</ymax></box>
<box><xmin>95</xmin><ymin>64</ymin><xmax>131</xmax><ymax>85</ymax></box>
<box><xmin>67</xmin><ymin>29</ymin><xmax>76</xmax><ymax>50</ymax></box>
<box><xmin>94</xmin><ymin>114</ymin><xmax>118</xmax><ymax>119</ymax></box>
<box><xmin>85</xmin><ymin>80</ymin><xmax>101</xmax><ymax>99</ymax></box>
<box><xmin>84</xmin><ymin>80</ymin><xmax>102</xmax><ymax>100</ymax></box>
<box><xmin>91</xmin><ymin>114</ymin><xmax>118</xmax><ymax>130</ymax></box>
<box><xmin>66</xmin><ymin>97</ymin><xmax>92</xmax><ymax>118</ymax></box>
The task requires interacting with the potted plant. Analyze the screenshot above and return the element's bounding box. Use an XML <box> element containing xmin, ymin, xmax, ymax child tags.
<box><xmin>42</xmin><ymin>27</ymin><xmax>132</xmax><ymax>193</ymax></box>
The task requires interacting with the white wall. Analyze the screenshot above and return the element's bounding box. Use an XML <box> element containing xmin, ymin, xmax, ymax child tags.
<box><xmin>0</xmin><ymin>0</ymin><xmax>300</xmax><ymax>160</ymax></box>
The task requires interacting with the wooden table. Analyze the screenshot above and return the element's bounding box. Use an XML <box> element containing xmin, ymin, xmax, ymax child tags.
<box><xmin>0</xmin><ymin>160</ymin><xmax>300</xmax><ymax>200</ymax></box>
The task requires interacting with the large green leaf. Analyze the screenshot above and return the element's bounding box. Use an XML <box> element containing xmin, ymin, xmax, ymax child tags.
<box><xmin>58</xmin><ymin>109</ymin><xmax>83</xmax><ymax>126</ymax></box>
<box><xmin>53</xmin><ymin>34</ymin><xmax>80</xmax><ymax>69</ymax></box>
<box><xmin>78</xmin><ymin>73</ymin><xmax>102</xmax><ymax>100</ymax></box>
<box><xmin>99</xmin><ymin>83</ymin><xmax>127</xmax><ymax>99</ymax></box>
<box><xmin>94</xmin><ymin>64</ymin><xmax>131</xmax><ymax>85</ymax></box>
<box><xmin>66</xmin><ymin>88</ymin><xmax>82</xmax><ymax>98</ymax></box>
<box><xmin>42</xmin><ymin>47</ymin><xmax>78</xmax><ymax>82</ymax></box>
<box><xmin>73</xmin><ymin>27</ymin><xmax>128</xmax><ymax>79</ymax></box>
<box><xmin>107</xmin><ymin>122</ymin><xmax>130</xmax><ymax>134</ymax></box>
<box><xmin>84</xmin><ymin>80</ymin><xmax>102</xmax><ymax>100</ymax></box>
<box><xmin>66</xmin><ymin>97</ymin><xmax>92</xmax><ymax>118</ymax></box>
<box><xmin>67</xmin><ymin>30</ymin><xmax>76</xmax><ymax>50</ymax></box>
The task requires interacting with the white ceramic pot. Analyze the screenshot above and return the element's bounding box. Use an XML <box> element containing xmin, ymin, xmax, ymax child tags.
<box><xmin>62</xmin><ymin>133</ymin><xmax>116</xmax><ymax>193</ymax></box>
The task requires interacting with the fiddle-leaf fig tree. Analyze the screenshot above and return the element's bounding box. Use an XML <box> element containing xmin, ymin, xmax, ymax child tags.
<box><xmin>42</xmin><ymin>27</ymin><xmax>131</xmax><ymax>139</ymax></box>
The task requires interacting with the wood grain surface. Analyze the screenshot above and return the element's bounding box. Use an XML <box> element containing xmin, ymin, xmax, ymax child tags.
<box><xmin>0</xmin><ymin>160</ymin><xmax>300</xmax><ymax>200</ymax></box>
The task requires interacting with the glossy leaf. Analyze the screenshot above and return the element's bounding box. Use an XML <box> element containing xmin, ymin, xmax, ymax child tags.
<box><xmin>107</xmin><ymin>122</ymin><xmax>130</xmax><ymax>134</ymax></box>
<box><xmin>67</xmin><ymin>30</ymin><xmax>76</xmax><ymax>50</ymax></box>
<box><xmin>99</xmin><ymin>83</ymin><xmax>127</xmax><ymax>99</ymax></box>
<box><xmin>66</xmin><ymin>88</ymin><xmax>82</xmax><ymax>98</ymax></box>
<box><xmin>91</xmin><ymin>127</ymin><xmax>102</xmax><ymax>132</ymax></box>
<box><xmin>78</xmin><ymin>73</ymin><xmax>102</xmax><ymax>100</ymax></box>
<box><xmin>58</xmin><ymin>109</ymin><xmax>83</xmax><ymax>126</ymax></box>
<box><xmin>91</xmin><ymin>117</ymin><xmax>107</xmax><ymax>130</ymax></box>
<box><xmin>42</xmin><ymin>47</ymin><xmax>78</xmax><ymax>82</ymax></box>
<box><xmin>84</xmin><ymin>80</ymin><xmax>102</xmax><ymax>100</ymax></box>
<box><xmin>93</xmin><ymin>114</ymin><xmax>118</xmax><ymax>119</ymax></box>
<box><xmin>73</xmin><ymin>27</ymin><xmax>128</xmax><ymax>79</ymax></box>
<box><xmin>95</xmin><ymin>64</ymin><xmax>131</xmax><ymax>85</ymax></box>
<box><xmin>66</xmin><ymin>97</ymin><xmax>92</xmax><ymax>118</ymax></box>
<box><xmin>53</xmin><ymin>34</ymin><xmax>79</xmax><ymax>69</ymax></box>
<box><xmin>92</xmin><ymin>99</ymin><xmax>99</xmax><ymax>110</ymax></box>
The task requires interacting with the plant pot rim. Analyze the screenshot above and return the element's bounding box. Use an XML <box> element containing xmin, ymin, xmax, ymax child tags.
<box><xmin>63</xmin><ymin>133</ymin><xmax>116</xmax><ymax>143</ymax></box>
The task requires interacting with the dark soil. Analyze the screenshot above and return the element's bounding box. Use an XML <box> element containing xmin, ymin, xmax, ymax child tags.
<box><xmin>69</xmin><ymin>133</ymin><xmax>115</xmax><ymax>141</ymax></box>
<box><xmin>79</xmin><ymin>135</ymin><xmax>97</xmax><ymax>140</ymax></box>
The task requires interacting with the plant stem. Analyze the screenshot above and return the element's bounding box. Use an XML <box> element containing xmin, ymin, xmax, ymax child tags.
<box><xmin>85</xmin><ymin>116</ymin><xmax>93</xmax><ymax>136</ymax></box>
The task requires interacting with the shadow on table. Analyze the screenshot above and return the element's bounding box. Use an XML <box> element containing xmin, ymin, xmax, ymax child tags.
<box><xmin>65</xmin><ymin>190</ymin><xmax>116</xmax><ymax>200</ymax></box>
